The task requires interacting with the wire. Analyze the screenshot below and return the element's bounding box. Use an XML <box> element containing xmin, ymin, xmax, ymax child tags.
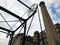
<box><xmin>0</xmin><ymin>13</ymin><xmax>13</xmax><ymax>31</ymax></box>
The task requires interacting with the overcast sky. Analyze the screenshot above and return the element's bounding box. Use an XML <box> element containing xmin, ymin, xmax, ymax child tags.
<box><xmin>0</xmin><ymin>0</ymin><xmax>60</xmax><ymax>45</ymax></box>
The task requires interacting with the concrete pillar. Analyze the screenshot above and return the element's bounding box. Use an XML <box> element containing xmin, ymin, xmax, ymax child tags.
<box><xmin>39</xmin><ymin>1</ymin><xmax>57</xmax><ymax>45</ymax></box>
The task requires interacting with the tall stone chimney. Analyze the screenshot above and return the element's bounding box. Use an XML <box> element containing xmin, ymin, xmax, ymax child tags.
<box><xmin>34</xmin><ymin>31</ymin><xmax>40</xmax><ymax>44</ymax></box>
<box><xmin>39</xmin><ymin>1</ymin><xmax>57</xmax><ymax>45</ymax></box>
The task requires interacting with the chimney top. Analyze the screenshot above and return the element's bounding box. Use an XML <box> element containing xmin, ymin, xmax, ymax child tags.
<box><xmin>39</xmin><ymin>1</ymin><xmax>45</xmax><ymax>6</ymax></box>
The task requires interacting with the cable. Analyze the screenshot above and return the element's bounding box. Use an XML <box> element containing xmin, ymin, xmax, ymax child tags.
<box><xmin>0</xmin><ymin>13</ymin><xmax>13</xmax><ymax>31</ymax></box>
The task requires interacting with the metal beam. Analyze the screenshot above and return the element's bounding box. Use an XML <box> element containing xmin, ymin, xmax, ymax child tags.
<box><xmin>26</xmin><ymin>5</ymin><xmax>38</xmax><ymax>21</ymax></box>
<box><xmin>0</xmin><ymin>31</ymin><xmax>10</xmax><ymax>34</ymax></box>
<box><xmin>14</xmin><ymin>22</ymin><xmax>25</xmax><ymax>32</ymax></box>
<box><xmin>0</xmin><ymin>27</ymin><xmax>13</xmax><ymax>32</ymax></box>
<box><xmin>14</xmin><ymin>5</ymin><xmax>37</xmax><ymax>32</ymax></box>
<box><xmin>0</xmin><ymin>6</ymin><xmax>25</xmax><ymax>21</ymax></box>
<box><xmin>22</xmin><ymin>22</ymin><xmax>27</xmax><ymax>45</ymax></box>
<box><xmin>17</xmin><ymin>0</ymin><xmax>33</xmax><ymax>11</ymax></box>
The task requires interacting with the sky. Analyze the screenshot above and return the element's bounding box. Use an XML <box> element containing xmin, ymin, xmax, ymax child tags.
<box><xmin>0</xmin><ymin>0</ymin><xmax>60</xmax><ymax>45</ymax></box>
